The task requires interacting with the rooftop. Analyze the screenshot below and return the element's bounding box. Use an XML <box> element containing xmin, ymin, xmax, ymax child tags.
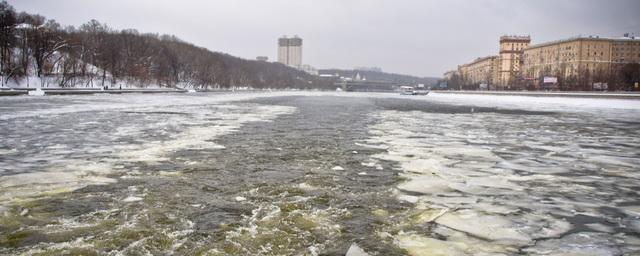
<box><xmin>459</xmin><ymin>55</ymin><xmax>498</xmax><ymax>67</ymax></box>
<box><xmin>526</xmin><ymin>35</ymin><xmax>640</xmax><ymax>50</ymax></box>
<box><xmin>500</xmin><ymin>35</ymin><xmax>531</xmax><ymax>42</ymax></box>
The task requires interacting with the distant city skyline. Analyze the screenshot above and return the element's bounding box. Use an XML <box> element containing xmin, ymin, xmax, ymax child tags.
<box><xmin>8</xmin><ymin>0</ymin><xmax>640</xmax><ymax>77</ymax></box>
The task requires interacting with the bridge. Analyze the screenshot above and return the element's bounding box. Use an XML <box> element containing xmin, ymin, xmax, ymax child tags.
<box><xmin>337</xmin><ymin>80</ymin><xmax>407</xmax><ymax>92</ymax></box>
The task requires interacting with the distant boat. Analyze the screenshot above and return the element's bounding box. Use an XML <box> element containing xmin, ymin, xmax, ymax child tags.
<box><xmin>399</xmin><ymin>86</ymin><xmax>429</xmax><ymax>95</ymax></box>
<box><xmin>400</xmin><ymin>86</ymin><xmax>416</xmax><ymax>95</ymax></box>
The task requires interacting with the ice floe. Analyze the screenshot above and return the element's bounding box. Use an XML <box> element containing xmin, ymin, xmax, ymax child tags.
<box><xmin>435</xmin><ymin>209</ymin><xmax>530</xmax><ymax>243</ymax></box>
<box><xmin>366</xmin><ymin>106</ymin><xmax>640</xmax><ymax>254</ymax></box>
<box><xmin>345</xmin><ymin>243</ymin><xmax>369</xmax><ymax>256</ymax></box>
<box><xmin>0</xmin><ymin>163</ymin><xmax>118</xmax><ymax>204</ymax></box>
<box><xmin>0</xmin><ymin>97</ymin><xmax>295</xmax><ymax>214</ymax></box>
<box><xmin>123</xmin><ymin>196</ymin><xmax>144</xmax><ymax>202</ymax></box>
<box><xmin>396</xmin><ymin>233</ymin><xmax>467</xmax><ymax>256</ymax></box>
<box><xmin>523</xmin><ymin>232</ymin><xmax>621</xmax><ymax>255</ymax></box>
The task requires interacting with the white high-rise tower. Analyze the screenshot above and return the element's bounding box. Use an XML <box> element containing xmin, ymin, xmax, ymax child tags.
<box><xmin>277</xmin><ymin>35</ymin><xmax>302</xmax><ymax>69</ymax></box>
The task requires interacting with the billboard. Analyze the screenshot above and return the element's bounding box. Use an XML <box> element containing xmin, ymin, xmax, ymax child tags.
<box><xmin>543</xmin><ymin>76</ymin><xmax>558</xmax><ymax>84</ymax></box>
<box><xmin>593</xmin><ymin>82</ymin><xmax>608</xmax><ymax>90</ymax></box>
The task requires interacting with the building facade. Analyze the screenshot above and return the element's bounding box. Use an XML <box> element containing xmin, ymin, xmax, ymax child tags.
<box><xmin>458</xmin><ymin>56</ymin><xmax>500</xmax><ymax>87</ymax></box>
<box><xmin>450</xmin><ymin>34</ymin><xmax>640</xmax><ymax>90</ymax></box>
<box><xmin>277</xmin><ymin>36</ymin><xmax>303</xmax><ymax>68</ymax></box>
<box><xmin>498</xmin><ymin>36</ymin><xmax>531</xmax><ymax>88</ymax></box>
<box><xmin>454</xmin><ymin>35</ymin><xmax>529</xmax><ymax>89</ymax></box>
<box><xmin>443</xmin><ymin>70</ymin><xmax>458</xmax><ymax>80</ymax></box>
<box><xmin>522</xmin><ymin>36</ymin><xmax>640</xmax><ymax>88</ymax></box>
<box><xmin>301</xmin><ymin>64</ymin><xmax>318</xmax><ymax>75</ymax></box>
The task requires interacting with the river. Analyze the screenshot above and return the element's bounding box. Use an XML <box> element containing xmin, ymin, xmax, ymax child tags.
<box><xmin>1</xmin><ymin>92</ymin><xmax>639</xmax><ymax>255</ymax></box>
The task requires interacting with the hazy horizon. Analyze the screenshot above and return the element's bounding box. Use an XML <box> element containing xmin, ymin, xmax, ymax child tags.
<box><xmin>8</xmin><ymin>0</ymin><xmax>640</xmax><ymax>77</ymax></box>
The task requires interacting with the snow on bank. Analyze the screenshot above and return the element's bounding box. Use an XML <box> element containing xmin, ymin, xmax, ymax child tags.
<box><xmin>271</xmin><ymin>91</ymin><xmax>640</xmax><ymax>113</ymax></box>
<box><xmin>427</xmin><ymin>92</ymin><xmax>640</xmax><ymax>112</ymax></box>
<box><xmin>334</xmin><ymin>91</ymin><xmax>640</xmax><ymax>113</ymax></box>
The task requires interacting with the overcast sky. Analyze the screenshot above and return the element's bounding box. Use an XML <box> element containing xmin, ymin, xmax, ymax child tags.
<box><xmin>8</xmin><ymin>0</ymin><xmax>640</xmax><ymax>77</ymax></box>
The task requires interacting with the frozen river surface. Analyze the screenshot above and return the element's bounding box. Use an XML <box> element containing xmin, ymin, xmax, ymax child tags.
<box><xmin>0</xmin><ymin>92</ymin><xmax>639</xmax><ymax>255</ymax></box>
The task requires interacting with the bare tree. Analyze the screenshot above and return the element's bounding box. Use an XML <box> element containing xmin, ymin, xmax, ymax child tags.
<box><xmin>0</xmin><ymin>2</ymin><xmax>334</xmax><ymax>90</ymax></box>
<box><xmin>0</xmin><ymin>1</ymin><xmax>17</xmax><ymax>86</ymax></box>
<box><xmin>27</xmin><ymin>19</ymin><xmax>67</xmax><ymax>87</ymax></box>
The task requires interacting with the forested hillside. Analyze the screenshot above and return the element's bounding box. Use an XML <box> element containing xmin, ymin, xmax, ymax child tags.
<box><xmin>0</xmin><ymin>2</ymin><xmax>330</xmax><ymax>89</ymax></box>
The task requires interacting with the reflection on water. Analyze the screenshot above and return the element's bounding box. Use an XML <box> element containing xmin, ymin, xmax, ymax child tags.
<box><xmin>1</xmin><ymin>92</ymin><xmax>639</xmax><ymax>255</ymax></box>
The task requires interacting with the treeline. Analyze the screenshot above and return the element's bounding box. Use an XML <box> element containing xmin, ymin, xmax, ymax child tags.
<box><xmin>0</xmin><ymin>2</ymin><xmax>330</xmax><ymax>89</ymax></box>
<box><xmin>533</xmin><ymin>63</ymin><xmax>640</xmax><ymax>91</ymax></box>
<box><xmin>319</xmin><ymin>69</ymin><xmax>439</xmax><ymax>86</ymax></box>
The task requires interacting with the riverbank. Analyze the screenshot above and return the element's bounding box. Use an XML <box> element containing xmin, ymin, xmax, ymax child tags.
<box><xmin>433</xmin><ymin>90</ymin><xmax>640</xmax><ymax>99</ymax></box>
<box><xmin>0</xmin><ymin>87</ymin><xmax>186</xmax><ymax>96</ymax></box>
<box><xmin>5</xmin><ymin>88</ymin><xmax>640</xmax><ymax>100</ymax></box>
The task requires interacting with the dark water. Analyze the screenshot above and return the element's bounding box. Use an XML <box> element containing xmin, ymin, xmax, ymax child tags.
<box><xmin>1</xmin><ymin>93</ymin><xmax>639</xmax><ymax>255</ymax></box>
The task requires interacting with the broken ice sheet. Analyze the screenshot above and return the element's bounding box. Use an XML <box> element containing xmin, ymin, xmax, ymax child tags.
<box><xmin>367</xmin><ymin>106</ymin><xmax>640</xmax><ymax>254</ymax></box>
<box><xmin>523</xmin><ymin>232</ymin><xmax>621</xmax><ymax>256</ymax></box>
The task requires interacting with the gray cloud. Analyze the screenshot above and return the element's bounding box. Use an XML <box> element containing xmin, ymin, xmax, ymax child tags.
<box><xmin>9</xmin><ymin>0</ymin><xmax>640</xmax><ymax>77</ymax></box>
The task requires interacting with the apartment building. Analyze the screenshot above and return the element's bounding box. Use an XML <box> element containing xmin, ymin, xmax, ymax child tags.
<box><xmin>522</xmin><ymin>36</ymin><xmax>640</xmax><ymax>84</ymax></box>
<box><xmin>498</xmin><ymin>36</ymin><xmax>531</xmax><ymax>88</ymax></box>
<box><xmin>277</xmin><ymin>36</ymin><xmax>303</xmax><ymax>68</ymax></box>
<box><xmin>455</xmin><ymin>35</ymin><xmax>529</xmax><ymax>89</ymax></box>
<box><xmin>458</xmin><ymin>56</ymin><xmax>500</xmax><ymax>87</ymax></box>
